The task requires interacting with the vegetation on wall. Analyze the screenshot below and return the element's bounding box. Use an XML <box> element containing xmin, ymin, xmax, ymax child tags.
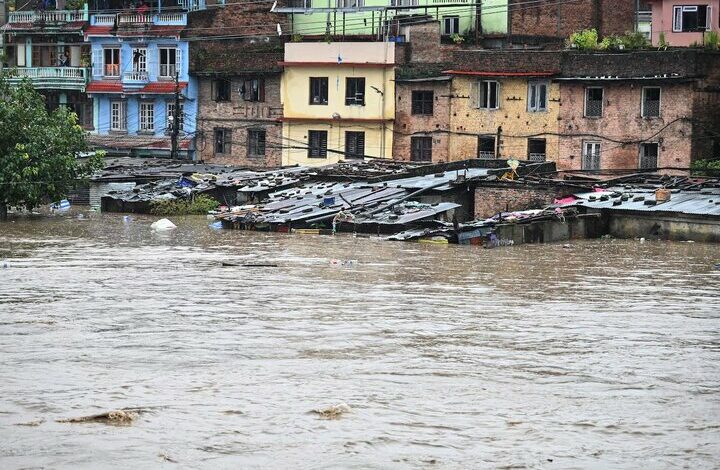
<box><xmin>690</xmin><ymin>159</ymin><xmax>720</xmax><ymax>177</ymax></box>
<box><xmin>568</xmin><ymin>29</ymin><xmax>650</xmax><ymax>51</ymax></box>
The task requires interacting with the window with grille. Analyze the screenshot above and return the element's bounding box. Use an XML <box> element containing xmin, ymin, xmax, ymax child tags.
<box><xmin>214</xmin><ymin>128</ymin><xmax>231</xmax><ymax>155</ymax></box>
<box><xmin>477</xmin><ymin>136</ymin><xmax>495</xmax><ymax>159</ymax></box>
<box><xmin>309</xmin><ymin>77</ymin><xmax>328</xmax><ymax>105</ymax></box>
<box><xmin>103</xmin><ymin>48</ymin><xmax>120</xmax><ymax>77</ymax></box>
<box><xmin>528</xmin><ymin>81</ymin><xmax>548</xmax><ymax>112</ymax></box>
<box><xmin>673</xmin><ymin>5</ymin><xmax>711</xmax><ymax>32</ymax></box>
<box><xmin>139</xmin><ymin>102</ymin><xmax>154</xmax><ymax>133</ymax></box>
<box><xmin>411</xmin><ymin>136</ymin><xmax>432</xmax><ymax>162</ymax></box>
<box><xmin>585</xmin><ymin>87</ymin><xmax>603</xmax><ymax>117</ymax></box>
<box><xmin>212</xmin><ymin>78</ymin><xmax>231</xmax><ymax>102</ymax></box>
<box><xmin>345</xmin><ymin>131</ymin><xmax>365</xmax><ymax>159</ymax></box>
<box><xmin>159</xmin><ymin>47</ymin><xmax>178</xmax><ymax>78</ymax></box>
<box><xmin>166</xmin><ymin>102</ymin><xmax>184</xmax><ymax>134</ymax></box>
<box><xmin>248</xmin><ymin>129</ymin><xmax>267</xmax><ymax>157</ymax></box>
<box><xmin>287</xmin><ymin>0</ymin><xmax>311</xmax><ymax>6</ymax></box>
<box><xmin>642</xmin><ymin>87</ymin><xmax>660</xmax><ymax>118</ymax></box>
<box><xmin>345</xmin><ymin>77</ymin><xmax>365</xmax><ymax>106</ymax></box>
<box><xmin>337</xmin><ymin>0</ymin><xmax>364</xmax><ymax>7</ymax></box>
<box><xmin>527</xmin><ymin>138</ymin><xmax>546</xmax><ymax>162</ymax></box>
<box><xmin>241</xmin><ymin>78</ymin><xmax>265</xmax><ymax>102</ymax></box>
<box><xmin>639</xmin><ymin>143</ymin><xmax>659</xmax><ymax>169</ymax></box>
<box><xmin>308</xmin><ymin>130</ymin><xmax>328</xmax><ymax>158</ymax></box>
<box><xmin>132</xmin><ymin>48</ymin><xmax>147</xmax><ymax>72</ymax></box>
<box><xmin>582</xmin><ymin>141</ymin><xmax>601</xmax><ymax>170</ymax></box>
<box><xmin>442</xmin><ymin>16</ymin><xmax>459</xmax><ymax>35</ymax></box>
<box><xmin>110</xmin><ymin>101</ymin><xmax>126</xmax><ymax>131</ymax></box>
<box><xmin>479</xmin><ymin>80</ymin><xmax>499</xmax><ymax>109</ymax></box>
<box><xmin>411</xmin><ymin>90</ymin><xmax>433</xmax><ymax>115</ymax></box>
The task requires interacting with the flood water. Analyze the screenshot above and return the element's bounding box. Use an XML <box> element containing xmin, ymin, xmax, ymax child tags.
<box><xmin>1</xmin><ymin>211</ymin><xmax>719</xmax><ymax>469</ymax></box>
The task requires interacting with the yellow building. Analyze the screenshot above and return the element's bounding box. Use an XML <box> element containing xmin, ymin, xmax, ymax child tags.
<box><xmin>280</xmin><ymin>42</ymin><xmax>395</xmax><ymax>166</ymax></box>
<box><xmin>446</xmin><ymin>72</ymin><xmax>560</xmax><ymax>163</ymax></box>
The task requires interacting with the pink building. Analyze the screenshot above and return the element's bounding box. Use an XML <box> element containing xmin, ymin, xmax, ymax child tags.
<box><xmin>648</xmin><ymin>0</ymin><xmax>719</xmax><ymax>46</ymax></box>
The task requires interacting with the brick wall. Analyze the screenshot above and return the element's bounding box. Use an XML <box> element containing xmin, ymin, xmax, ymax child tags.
<box><xmin>474</xmin><ymin>184</ymin><xmax>569</xmax><ymax>218</ymax></box>
<box><xmin>196</xmin><ymin>75</ymin><xmax>283</xmax><ymax>167</ymax></box>
<box><xmin>393</xmin><ymin>79</ymin><xmax>452</xmax><ymax>162</ymax></box>
<box><xmin>557</xmin><ymin>81</ymin><xmax>696</xmax><ymax>171</ymax></box>
<box><xmin>508</xmin><ymin>0</ymin><xmax>635</xmax><ymax>39</ymax></box>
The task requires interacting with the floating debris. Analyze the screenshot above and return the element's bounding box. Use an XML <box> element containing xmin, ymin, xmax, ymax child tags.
<box><xmin>57</xmin><ymin>409</ymin><xmax>139</xmax><ymax>425</ymax></box>
<box><xmin>311</xmin><ymin>403</ymin><xmax>352</xmax><ymax>420</ymax></box>
<box><xmin>158</xmin><ymin>453</ymin><xmax>178</xmax><ymax>463</ymax></box>
<box><xmin>15</xmin><ymin>419</ymin><xmax>45</xmax><ymax>427</ymax></box>
<box><xmin>151</xmin><ymin>218</ymin><xmax>177</xmax><ymax>231</ymax></box>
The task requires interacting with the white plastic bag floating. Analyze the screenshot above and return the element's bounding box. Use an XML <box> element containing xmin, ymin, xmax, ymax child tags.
<box><xmin>151</xmin><ymin>218</ymin><xmax>177</xmax><ymax>231</ymax></box>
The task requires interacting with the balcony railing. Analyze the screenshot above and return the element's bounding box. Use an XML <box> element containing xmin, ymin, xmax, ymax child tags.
<box><xmin>8</xmin><ymin>9</ymin><xmax>89</xmax><ymax>24</ymax></box>
<box><xmin>123</xmin><ymin>71</ymin><xmax>150</xmax><ymax>82</ymax></box>
<box><xmin>115</xmin><ymin>12</ymin><xmax>187</xmax><ymax>25</ymax></box>
<box><xmin>92</xmin><ymin>14</ymin><xmax>116</xmax><ymax>25</ymax></box>
<box><xmin>6</xmin><ymin>67</ymin><xmax>89</xmax><ymax>90</ymax></box>
<box><xmin>528</xmin><ymin>153</ymin><xmax>546</xmax><ymax>162</ymax></box>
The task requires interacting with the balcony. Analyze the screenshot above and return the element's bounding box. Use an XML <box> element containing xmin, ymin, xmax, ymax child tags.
<box><xmin>8</xmin><ymin>9</ymin><xmax>89</xmax><ymax>24</ymax></box>
<box><xmin>123</xmin><ymin>70</ymin><xmax>150</xmax><ymax>87</ymax></box>
<box><xmin>116</xmin><ymin>12</ymin><xmax>187</xmax><ymax>26</ymax></box>
<box><xmin>6</xmin><ymin>67</ymin><xmax>89</xmax><ymax>91</ymax></box>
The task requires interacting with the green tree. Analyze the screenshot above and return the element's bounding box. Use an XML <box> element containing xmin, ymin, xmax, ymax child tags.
<box><xmin>0</xmin><ymin>74</ymin><xmax>102</xmax><ymax>219</ymax></box>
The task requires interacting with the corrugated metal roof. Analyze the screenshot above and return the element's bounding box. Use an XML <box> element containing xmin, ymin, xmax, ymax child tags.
<box><xmin>566</xmin><ymin>188</ymin><xmax>720</xmax><ymax>217</ymax></box>
<box><xmin>369</xmin><ymin>168</ymin><xmax>493</xmax><ymax>191</ymax></box>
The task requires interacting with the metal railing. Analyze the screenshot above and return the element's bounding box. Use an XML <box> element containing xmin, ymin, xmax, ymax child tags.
<box><xmin>9</xmin><ymin>9</ymin><xmax>88</xmax><ymax>23</ymax></box>
<box><xmin>528</xmin><ymin>153</ymin><xmax>546</xmax><ymax>162</ymax></box>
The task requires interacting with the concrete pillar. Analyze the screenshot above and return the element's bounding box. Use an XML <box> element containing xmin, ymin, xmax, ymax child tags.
<box><xmin>25</xmin><ymin>37</ymin><xmax>32</xmax><ymax>67</ymax></box>
<box><xmin>70</xmin><ymin>46</ymin><xmax>81</xmax><ymax>67</ymax></box>
<box><xmin>59</xmin><ymin>93</ymin><xmax>67</xmax><ymax>105</ymax></box>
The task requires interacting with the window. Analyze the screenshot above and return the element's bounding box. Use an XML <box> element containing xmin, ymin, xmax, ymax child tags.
<box><xmin>528</xmin><ymin>81</ymin><xmax>548</xmax><ymax>112</ymax></box>
<box><xmin>241</xmin><ymin>78</ymin><xmax>265</xmax><ymax>102</ymax></box>
<box><xmin>527</xmin><ymin>138</ymin><xmax>547</xmax><ymax>162</ymax></box>
<box><xmin>159</xmin><ymin>47</ymin><xmax>178</xmax><ymax>78</ymax></box>
<box><xmin>337</xmin><ymin>0</ymin><xmax>364</xmax><ymax>7</ymax></box>
<box><xmin>110</xmin><ymin>101</ymin><xmax>127</xmax><ymax>131</ymax></box>
<box><xmin>166</xmin><ymin>102</ymin><xmax>184</xmax><ymax>134</ymax></box>
<box><xmin>287</xmin><ymin>0</ymin><xmax>311</xmax><ymax>6</ymax></box>
<box><xmin>308</xmin><ymin>130</ymin><xmax>328</xmax><ymax>158</ymax></box>
<box><xmin>478</xmin><ymin>80</ymin><xmax>500</xmax><ymax>109</ymax></box>
<box><xmin>345</xmin><ymin>77</ymin><xmax>365</xmax><ymax>106</ymax></box>
<box><xmin>582</xmin><ymin>141</ymin><xmax>601</xmax><ymax>170</ymax></box>
<box><xmin>639</xmin><ymin>143</ymin><xmax>659</xmax><ymax>169</ymax></box>
<box><xmin>309</xmin><ymin>77</ymin><xmax>328</xmax><ymax>105</ymax></box>
<box><xmin>390</xmin><ymin>0</ymin><xmax>418</xmax><ymax>5</ymax></box>
<box><xmin>103</xmin><ymin>48</ymin><xmax>120</xmax><ymax>77</ymax></box>
<box><xmin>248</xmin><ymin>129</ymin><xmax>266</xmax><ymax>157</ymax></box>
<box><xmin>132</xmin><ymin>47</ymin><xmax>147</xmax><ymax>73</ymax></box>
<box><xmin>212</xmin><ymin>78</ymin><xmax>231</xmax><ymax>102</ymax></box>
<box><xmin>411</xmin><ymin>90</ymin><xmax>433</xmax><ymax>115</ymax></box>
<box><xmin>477</xmin><ymin>136</ymin><xmax>496</xmax><ymax>159</ymax></box>
<box><xmin>442</xmin><ymin>16</ymin><xmax>460</xmax><ymax>35</ymax></box>
<box><xmin>411</xmin><ymin>136</ymin><xmax>432</xmax><ymax>162</ymax></box>
<box><xmin>139</xmin><ymin>102</ymin><xmax>154</xmax><ymax>133</ymax></box>
<box><xmin>345</xmin><ymin>131</ymin><xmax>365</xmax><ymax>159</ymax></box>
<box><xmin>585</xmin><ymin>87</ymin><xmax>603</xmax><ymax>117</ymax></box>
<box><xmin>642</xmin><ymin>87</ymin><xmax>660</xmax><ymax>118</ymax></box>
<box><xmin>673</xmin><ymin>5</ymin><xmax>711</xmax><ymax>32</ymax></box>
<box><xmin>214</xmin><ymin>128</ymin><xmax>231</xmax><ymax>155</ymax></box>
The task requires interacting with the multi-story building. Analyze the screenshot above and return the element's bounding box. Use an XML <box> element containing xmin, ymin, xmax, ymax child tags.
<box><xmin>274</xmin><ymin>0</ymin><xmax>508</xmax><ymax>38</ymax></box>
<box><xmin>85</xmin><ymin>11</ymin><xmax>197</xmax><ymax>158</ymax></box>
<box><xmin>556</xmin><ymin>50</ymin><xmax>720</xmax><ymax>172</ymax></box>
<box><xmin>1</xmin><ymin>6</ymin><xmax>94</xmax><ymax>128</ymax></box>
<box><xmin>280</xmin><ymin>42</ymin><xmax>395</xmax><ymax>166</ymax></box>
<box><xmin>646</xmin><ymin>0</ymin><xmax>719</xmax><ymax>47</ymax></box>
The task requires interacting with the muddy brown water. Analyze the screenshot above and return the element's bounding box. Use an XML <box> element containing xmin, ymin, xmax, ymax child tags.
<box><xmin>1</xmin><ymin>211</ymin><xmax>719</xmax><ymax>469</ymax></box>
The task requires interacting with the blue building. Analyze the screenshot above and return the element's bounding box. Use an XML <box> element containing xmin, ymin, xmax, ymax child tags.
<box><xmin>86</xmin><ymin>11</ymin><xmax>197</xmax><ymax>159</ymax></box>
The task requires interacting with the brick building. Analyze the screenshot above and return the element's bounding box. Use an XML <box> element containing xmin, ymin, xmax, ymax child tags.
<box><xmin>556</xmin><ymin>50</ymin><xmax>720</xmax><ymax>172</ymax></box>
<box><xmin>507</xmin><ymin>0</ymin><xmax>636</xmax><ymax>43</ymax></box>
<box><xmin>186</xmin><ymin>5</ymin><xmax>285</xmax><ymax>166</ymax></box>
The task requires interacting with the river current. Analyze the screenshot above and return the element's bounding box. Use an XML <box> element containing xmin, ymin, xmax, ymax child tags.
<box><xmin>1</xmin><ymin>211</ymin><xmax>719</xmax><ymax>469</ymax></box>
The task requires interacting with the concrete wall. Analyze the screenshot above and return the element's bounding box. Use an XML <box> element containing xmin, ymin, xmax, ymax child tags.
<box><xmin>448</xmin><ymin>76</ymin><xmax>561</xmax><ymax>162</ymax></box>
<box><xmin>196</xmin><ymin>74</ymin><xmax>283</xmax><ymax>167</ymax></box>
<box><xmin>281</xmin><ymin>121</ymin><xmax>393</xmax><ymax>165</ymax></box>
<box><xmin>556</xmin><ymin>81</ymin><xmax>696</xmax><ymax>171</ymax></box>
<box><xmin>608</xmin><ymin>213</ymin><xmax>720</xmax><ymax>242</ymax></box>
<box><xmin>285</xmin><ymin>42</ymin><xmax>395</xmax><ymax>64</ymax></box>
<box><xmin>495</xmin><ymin>216</ymin><xmax>604</xmax><ymax>244</ymax></box>
<box><xmin>648</xmin><ymin>0</ymin><xmax>720</xmax><ymax>47</ymax></box>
